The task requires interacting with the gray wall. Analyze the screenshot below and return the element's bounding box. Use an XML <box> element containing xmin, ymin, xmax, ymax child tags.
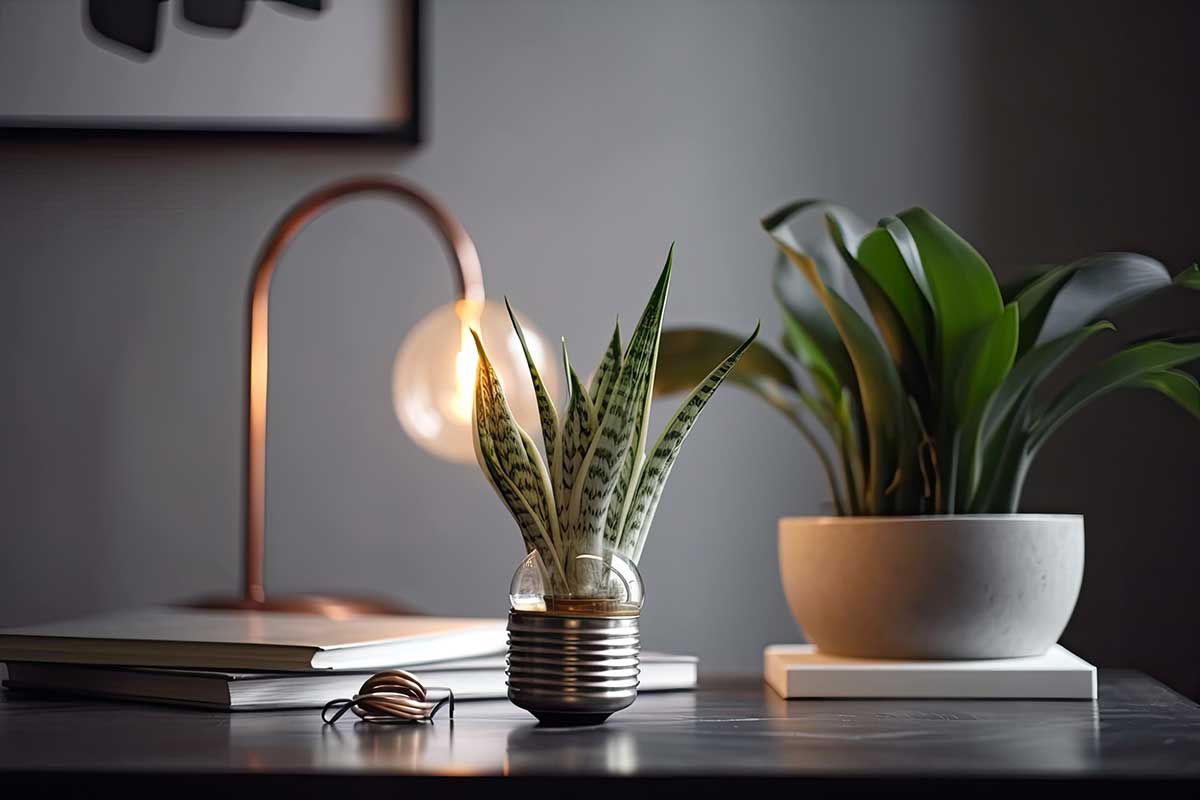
<box><xmin>3</xmin><ymin>0</ymin><xmax>1198</xmax><ymax>694</ymax></box>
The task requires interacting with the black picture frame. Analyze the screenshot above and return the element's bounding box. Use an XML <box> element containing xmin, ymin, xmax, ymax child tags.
<box><xmin>0</xmin><ymin>0</ymin><xmax>424</xmax><ymax>144</ymax></box>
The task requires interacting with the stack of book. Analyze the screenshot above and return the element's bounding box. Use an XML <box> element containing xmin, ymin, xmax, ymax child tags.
<box><xmin>0</xmin><ymin>608</ymin><xmax>697</xmax><ymax>711</ymax></box>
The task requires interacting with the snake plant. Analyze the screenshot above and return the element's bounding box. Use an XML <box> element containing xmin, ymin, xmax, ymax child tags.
<box><xmin>472</xmin><ymin>246</ymin><xmax>758</xmax><ymax>595</ymax></box>
<box><xmin>656</xmin><ymin>201</ymin><xmax>1200</xmax><ymax>516</ymax></box>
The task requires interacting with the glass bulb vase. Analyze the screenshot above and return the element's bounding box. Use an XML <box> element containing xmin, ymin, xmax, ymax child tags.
<box><xmin>506</xmin><ymin>552</ymin><xmax>644</xmax><ymax>726</ymax></box>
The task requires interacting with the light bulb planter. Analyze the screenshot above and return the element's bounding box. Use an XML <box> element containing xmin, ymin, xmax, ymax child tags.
<box><xmin>656</xmin><ymin>200</ymin><xmax>1200</xmax><ymax>659</ymax></box>
<box><xmin>472</xmin><ymin>246</ymin><xmax>757</xmax><ymax>724</ymax></box>
<box><xmin>506</xmin><ymin>552</ymin><xmax>643</xmax><ymax>726</ymax></box>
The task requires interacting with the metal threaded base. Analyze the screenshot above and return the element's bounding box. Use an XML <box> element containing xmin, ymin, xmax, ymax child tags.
<box><xmin>506</xmin><ymin>610</ymin><xmax>640</xmax><ymax>726</ymax></box>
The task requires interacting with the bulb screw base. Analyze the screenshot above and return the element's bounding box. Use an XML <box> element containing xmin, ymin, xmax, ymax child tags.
<box><xmin>506</xmin><ymin>609</ymin><xmax>640</xmax><ymax>726</ymax></box>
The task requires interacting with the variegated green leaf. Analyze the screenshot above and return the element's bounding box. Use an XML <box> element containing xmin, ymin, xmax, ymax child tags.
<box><xmin>553</xmin><ymin>341</ymin><xmax>597</xmax><ymax>531</ymax></box>
<box><xmin>476</xmin><ymin>435</ymin><xmax>562</xmax><ymax>585</ymax></box>
<box><xmin>589</xmin><ymin>319</ymin><xmax>622</xmax><ymax>421</ymax></box>
<box><xmin>569</xmin><ymin>249</ymin><xmax>672</xmax><ymax>558</ymax></box>
<box><xmin>506</xmin><ymin>298</ymin><xmax>558</xmax><ymax>478</ymax></box>
<box><xmin>622</xmin><ymin>323</ymin><xmax>760</xmax><ymax>561</ymax></box>
<box><xmin>605</xmin><ymin>247</ymin><xmax>673</xmax><ymax>549</ymax></box>
<box><xmin>471</xmin><ymin>330</ymin><xmax>561</xmax><ymax>569</ymax></box>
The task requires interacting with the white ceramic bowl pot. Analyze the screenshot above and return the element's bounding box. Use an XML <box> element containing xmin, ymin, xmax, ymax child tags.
<box><xmin>778</xmin><ymin>515</ymin><xmax>1084</xmax><ymax>659</ymax></box>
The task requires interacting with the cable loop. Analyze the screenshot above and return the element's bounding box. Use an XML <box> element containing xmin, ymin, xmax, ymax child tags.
<box><xmin>321</xmin><ymin>669</ymin><xmax>454</xmax><ymax>725</ymax></box>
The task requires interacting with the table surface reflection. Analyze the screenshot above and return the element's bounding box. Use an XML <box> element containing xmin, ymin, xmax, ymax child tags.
<box><xmin>1</xmin><ymin>671</ymin><xmax>1198</xmax><ymax>791</ymax></box>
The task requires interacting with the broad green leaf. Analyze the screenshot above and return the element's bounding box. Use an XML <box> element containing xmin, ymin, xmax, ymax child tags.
<box><xmin>656</xmin><ymin>327</ymin><xmax>799</xmax><ymax>398</ymax></box>
<box><xmin>589</xmin><ymin>319</ymin><xmax>622</xmax><ymax>420</ymax></box>
<box><xmin>1174</xmin><ymin>264</ymin><xmax>1200</xmax><ymax>289</ymax></box>
<box><xmin>621</xmin><ymin>324</ymin><xmax>760</xmax><ymax>561</ymax></box>
<box><xmin>967</xmin><ymin>323</ymin><xmax>1114</xmax><ymax>514</ymax></box>
<box><xmin>1012</xmin><ymin>264</ymin><xmax>1074</xmax><ymax>354</ymax></box>
<box><xmin>1000</xmin><ymin>265</ymin><xmax>1054</xmax><ymax>305</ymax></box>
<box><xmin>951</xmin><ymin>303</ymin><xmax>1019</xmax><ymax>506</ymax></box>
<box><xmin>954</xmin><ymin>303</ymin><xmax>1020</xmax><ymax>422</ymax></box>
<box><xmin>569</xmin><ymin>250</ymin><xmax>671</xmax><ymax>557</ymax></box>
<box><xmin>553</xmin><ymin>341</ymin><xmax>597</xmax><ymax>532</ymax></box>
<box><xmin>828</xmin><ymin>215</ymin><xmax>932</xmax><ymax>409</ymax></box>
<box><xmin>1131</xmin><ymin>369</ymin><xmax>1200</xmax><ymax>420</ymax></box>
<box><xmin>1031</xmin><ymin>338</ymin><xmax>1200</xmax><ymax>451</ymax></box>
<box><xmin>506</xmin><ymin>298</ymin><xmax>558</xmax><ymax>479</ymax></box>
<box><xmin>763</xmin><ymin>228</ymin><xmax>913</xmax><ymax>514</ymax></box>
<box><xmin>764</xmin><ymin>200</ymin><xmax>865</xmax><ymax>396</ymax></box>
<box><xmin>833</xmin><ymin>388</ymin><xmax>865</xmax><ymax>515</ymax></box>
<box><xmin>774</xmin><ymin>255</ymin><xmax>856</xmax><ymax>401</ymax></box>
<box><xmin>880</xmin><ymin>216</ymin><xmax>932</xmax><ymax>306</ymax></box>
<box><xmin>472</xmin><ymin>330</ymin><xmax>563</xmax><ymax>582</ymax></box>
<box><xmin>1034</xmin><ymin>253</ymin><xmax>1171</xmax><ymax>346</ymax></box>
<box><xmin>855</xmin><ymin>225</ymin><xmax>934</xmax><ymax>362</ymax></box>
<box><xmin>895</xmin><ymin>208</ymin><xmax>1003</xmax><ymax>411</ymax></box>
<box><xmin>778</xmin><ymin>299</ymin><xmax>845</xmax><ymax>407</ymax></box>
<box><xmin>655</xmin><ymin>327</ymin><xmax>849</xmax><ymax>515</ymax></box>
<box><xmin>762</xmin><ymin>199</ymin><xmax>873</xmax><ymax>261</ymax></box>
<box><xmin>978</xmin><ymin>321</ymin><xmax>1115</xmax><ymax>454</ymax></box>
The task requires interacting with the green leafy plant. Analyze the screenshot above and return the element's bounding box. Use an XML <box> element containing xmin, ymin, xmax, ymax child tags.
<box><xmin>657</xmin><ymin>201</ymin><xmax>1200</xmax><ymax>516</ymax></box>
<box><xmin>472</xmin><ymin>247</ymin><xmax>758</xmax><ymax>595</ymax></box>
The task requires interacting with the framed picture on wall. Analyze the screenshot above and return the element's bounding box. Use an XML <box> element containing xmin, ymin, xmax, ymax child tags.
<box><xmin>0</xmin><ymin>0</ymin><xmax>422</xmax><ymax>140</ymax></box>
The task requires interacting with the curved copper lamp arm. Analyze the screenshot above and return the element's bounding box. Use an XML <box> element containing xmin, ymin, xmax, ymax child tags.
<box><xmin>242</xmin><ymin>176</ymin><xmax>484</xmax><ymax>605</ymax></box>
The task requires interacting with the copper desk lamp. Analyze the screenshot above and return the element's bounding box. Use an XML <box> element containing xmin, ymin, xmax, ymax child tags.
<box><xmin>189</xmin><ymin>176</ymin><xmax>558</xmax><ymax>617</ymax></box>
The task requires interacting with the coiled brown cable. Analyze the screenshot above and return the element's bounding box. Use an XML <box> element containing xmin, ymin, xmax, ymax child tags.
<box><xmin>321</xmin><ymin>669</ymin><xmax>454</xmax><ymax>724</ymax></box>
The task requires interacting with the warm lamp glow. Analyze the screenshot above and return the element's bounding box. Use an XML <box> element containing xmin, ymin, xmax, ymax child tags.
<box><xmin>392</xmin><ymin>299</ymin><xmax>559</xmax><ymax>463</ymax></box>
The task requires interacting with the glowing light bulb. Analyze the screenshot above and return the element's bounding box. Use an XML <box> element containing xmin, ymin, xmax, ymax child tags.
<box><xmin>392</xmin><ymin>299</ymin><xmax>558</xmax><ymax>463</ymax></box>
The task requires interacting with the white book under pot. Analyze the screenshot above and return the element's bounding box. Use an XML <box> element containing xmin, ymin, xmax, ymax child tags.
<box><xmin>764</xmin><ymin>644</ymin><xmax>1097</xmax><ymax>700</ymax></box>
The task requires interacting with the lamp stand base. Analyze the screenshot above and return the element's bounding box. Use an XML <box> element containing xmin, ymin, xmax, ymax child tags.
<box><xmin>180</xmin><ymin>593</ymin><xmax>416</xmax><ymax>618</ymax></box>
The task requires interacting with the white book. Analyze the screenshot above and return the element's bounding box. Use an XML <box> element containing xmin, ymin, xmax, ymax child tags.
<box><xmin>0</xmin><ymin>608</ymin><xmax>507</xmax><ymax>671</ymax></box>
<box><xmin>2</xmin><ymin>653</ymin><xmax>699</xmax><ymax>711</ymax></box>
<box><xmin>764</xmin><ymin>644</ymin><xmax>1097</xmax><ymax>700</ymax></box>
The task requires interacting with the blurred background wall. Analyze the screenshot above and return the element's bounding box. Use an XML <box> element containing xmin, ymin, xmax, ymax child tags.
<box><xmin>3</xmin><ymin>0</ymin><xmax>1198</xmax><ymax>695</ymax></box>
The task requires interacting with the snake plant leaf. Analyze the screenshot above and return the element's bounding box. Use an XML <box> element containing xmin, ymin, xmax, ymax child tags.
<box><xmin>1130</xmin><ymin>369</ymin><xmax>1200</xmax><ymax>420</ymax></box>
<box><xmin>569</xmin><ymin>250</ymin><xmax>671</xmax><ymax>557</ymax></box>
<box><xmin>895</xmin><ymin>207</ymin><xmax>1003</xmax><ymax>413</ymax></box>
<box><xmin>589</xmin><ymin>319</ymin><xmax>622</xmax><ymax>421</ymax></box>
<box><xmin>605</xmin><ymin>247</ymin><xmax>673</xmax><ymax>549</ymax></box>
<box><xmin>1033</xmin><ymin>253</ymin><xmax>1172</xmax><ymax>347</ymax></box>
<box><xmin>828</xmin><ymin>214</ymin><xmax>932</xmax><ymax>409</ymax></box>
<box><xmin>1030</xmin><ymin>338</ymin><xmax>1200</xmax><ymax>452</ymax></box>
<box><xmin>471</xmin><ymin>331</ymin><xmax>562</xmax><ymax>579</ymax></box>
<box><xmin>554</xmin><ymin>342</ymin><xmax>597</xmax><ymax>531</ymax></box>
<box><xmin>622</xmin><ymin>324</ymin><xmax>761</xmax><ymax>562</ymax></box>
<box><xmin>1175</xmin><ymin>264</ymin><xmax>1200</xmax><ymax>289</ymax></box>
<box><xmin>765</xmin><ymin>231</ymin><xmax>912</xmax><ymax>514</ymax></box>
<box><xmin>506</xmin><ymin>298</ymin><xmax>558</xmax><ymax>472</ymax></box>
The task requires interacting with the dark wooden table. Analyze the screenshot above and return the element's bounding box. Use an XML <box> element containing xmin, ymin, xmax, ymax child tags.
<box><xmin>2</xmin><ymin>671</ymin><xmax>1199</xmax><ymax>796</ymax></box>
